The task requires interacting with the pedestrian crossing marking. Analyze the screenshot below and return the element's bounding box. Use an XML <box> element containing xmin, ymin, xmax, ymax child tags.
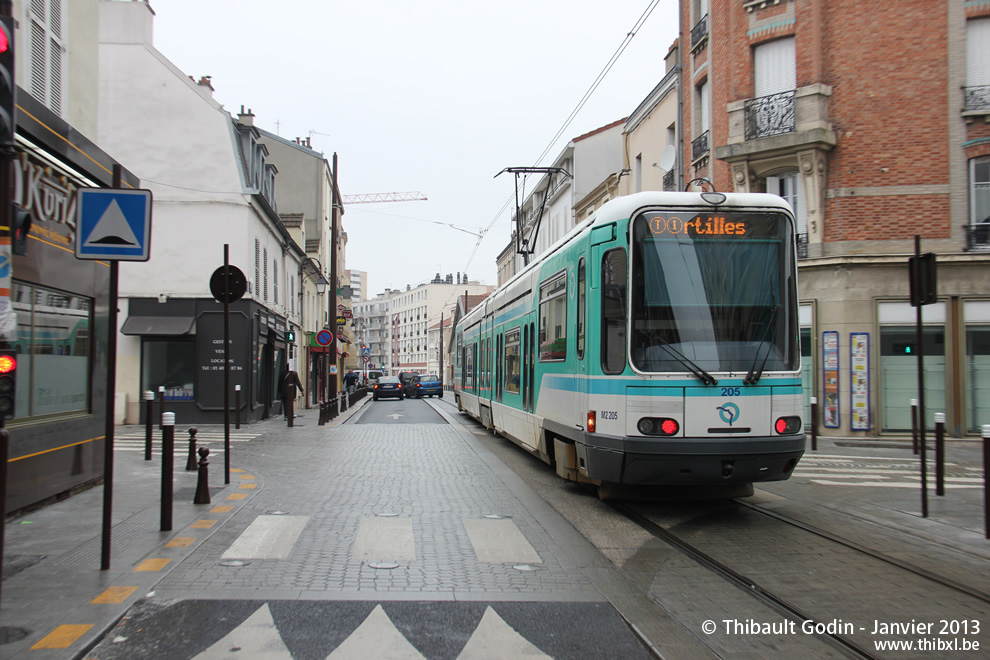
<box><xmin>30</xmin><ymin>624</ymin><xmax>94</xmax><ymax>649</ymax></box>
<box><xmin>458</xmin><ymin>607</ymin><xmax>551</xmax><ymax>659</ymax></box>
<box><xmin>352</xmin><ymin>517</ymin><xmax>417</xmax><ymax>562</ymax></box>
<box><xmin>327</xmin><ymin>604</ymin><xmax>425</xmax><ymax>659</ymax></box>
<box><xmin>91</xmin><ymin>586</ymin><xmax>137</xmax><ymax>604</ymax></box>
<box><xmin>463</xmin><ymin>518</ymin><xmax>542</xmax><ymax>564</ymax></box>
<box><xmin>192</xmin><ymin>603</ymin><xmax>291</xmax><ymax>659</ymax></box>
<box><xmin>135</xmin><ymin>558</ymin><xmax>170</xmax><ymax>572</ymax></box>
<box><xmin>794</xmin><ymin>454</ymin><xmax>983</xmax><ymax>489</ymax></box>
<box><xmin>221</xmin><ymin>515</ymin><xmax>309</xmax><ymax>560</ymax></box>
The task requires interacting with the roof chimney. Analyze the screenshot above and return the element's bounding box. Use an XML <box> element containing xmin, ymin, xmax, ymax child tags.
<box><xmin>237</xmin><ymin>106</ymin><xmax>255</xmax><ymax>126</ymax></box>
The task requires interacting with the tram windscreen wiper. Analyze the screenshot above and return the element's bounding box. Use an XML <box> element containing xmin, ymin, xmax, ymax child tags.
<box><xmin>744</xmin><ymin>297</ymin><xmax>780</xmax><ymax>385</ymax></box>
<box><xmin>653</xmin><ymin>339</ymin><xmax>718</xmax><ymax>386</ymax></box>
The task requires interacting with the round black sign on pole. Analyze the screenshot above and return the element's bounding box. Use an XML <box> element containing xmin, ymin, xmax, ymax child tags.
<box><xmin>210</xmin><ymin>265</ymin><xmax>247</xmax><ymax>304</ymax></box>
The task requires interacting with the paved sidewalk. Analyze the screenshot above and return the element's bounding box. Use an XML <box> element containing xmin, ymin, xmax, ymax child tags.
<box><xmin>0</xmin><ymin>403</ymin><xmax>363</xmax><ymax>660</ymax></box>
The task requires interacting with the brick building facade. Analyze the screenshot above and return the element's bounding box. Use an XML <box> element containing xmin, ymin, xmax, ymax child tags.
<box><xmin>679</xmin><ymin>0</ymin><xmax>990</xmax><ymax>437</ymax></box>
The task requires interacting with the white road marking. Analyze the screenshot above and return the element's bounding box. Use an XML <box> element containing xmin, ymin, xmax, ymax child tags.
<box><xmin>327</xmin><ymin>605</ymin><xmax>425</xmax><ymax>659</ymax></box>
<box><xmin>458</xmin><ymin>607</ymin><xmax>550</xmax><ymax>659</ymax></box>
<box><xmin>352</xmin><ymin>517</ymin><xmax>416</xmax><ymax>562</ymax></box>
<box><xmin>462</xmin><ymin>519</ymin><xmax>542</xmax><ymax>564</ymax></box>
<box><xmin>193</xmin><ymin>604</ymin><xmax>291</xmax><ymax>659</ymax></box>
<box><xmin>221</xmin><ymin>515</ymin><xmax>309</xmax><ymax>559</ymax></box>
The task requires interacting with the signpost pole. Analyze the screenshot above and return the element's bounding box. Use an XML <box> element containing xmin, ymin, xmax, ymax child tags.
<box><xmin>223</xmin><ymin>244</ymin><xmax>231</xmax><ymax>485</ymax></box>
<box><xmin>100</xmin><ymin>164</ymin><xmax>123</xmax><ymax>570</ymax></box>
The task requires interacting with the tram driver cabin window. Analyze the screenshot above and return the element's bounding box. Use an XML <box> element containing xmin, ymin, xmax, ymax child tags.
<box><xmin>539</xmin><ymin>274</ymin><xmax>567</xmax><ymax>361</ymax></box>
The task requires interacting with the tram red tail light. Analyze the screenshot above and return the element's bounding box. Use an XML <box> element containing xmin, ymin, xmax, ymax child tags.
<box><xmin>775</xmin><ymin>416</ymin><xmax>802</xmax><ymax>434</ymax></box>
<box><xmin>586</xmin><ymin>411</ymin><xmax>596</xmax><ymax>433</ymax></box>
<box><xmin>636</xmin><ymin>417</ymin><xmax>679</xmax><ymax>436</ymax></box>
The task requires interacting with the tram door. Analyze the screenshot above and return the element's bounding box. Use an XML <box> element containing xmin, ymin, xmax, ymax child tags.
<box><xmin>575</xmin><ymin>256</ymin><xmax>589</xmax><ymax>428</ymax></box>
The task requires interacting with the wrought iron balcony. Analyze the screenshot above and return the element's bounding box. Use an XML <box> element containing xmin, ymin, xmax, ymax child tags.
<box><xmin>691</xmin><ymin>14</ymin><xmax>708</xmax><ymax>50</ymax></box>
<box><xmin>744</xmin><ymin>91</ymin><xmax>796</xmax><ymax>140</ymax></box>
<box><xmin>691</xmin><ymin>130</ymin><xmax>710</xmax><ymax>162</ymax></box>
<box><xmin>964</xmin><ymin>86</ymin><xmax>990</xmax><ymax>112</ymax></box>
<box><xmin>663</xmin><ymin>169</ymin><xmax>675</xmax><ymax>191</ymax></box>
<box><xmin>963</xmin><ymin>222</ymin><xmax>990</xmax><ymax>251</ymax></box>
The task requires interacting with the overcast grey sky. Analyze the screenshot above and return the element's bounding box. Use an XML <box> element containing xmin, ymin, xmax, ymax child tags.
<box><xmin>152</xmin><ymin>0</ymin><xmax>678</xmax><ymax>296</ymax></box>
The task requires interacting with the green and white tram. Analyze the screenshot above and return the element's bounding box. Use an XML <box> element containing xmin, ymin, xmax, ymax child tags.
<box><xmin>453</xmin><ymin>191</ymin><xmax>805</xmax><ymax>497</ymax></box>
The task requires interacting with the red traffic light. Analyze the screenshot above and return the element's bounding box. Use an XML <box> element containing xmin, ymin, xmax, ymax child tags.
<box><xmin>0</xmin><ymin>353</ymin><xmax>15</xmax><ymax>373</ymax></box>
<box><xmin>0</xmin><ymin>31</ymin><xmax>8</xmax><ymax>54</ymax></box>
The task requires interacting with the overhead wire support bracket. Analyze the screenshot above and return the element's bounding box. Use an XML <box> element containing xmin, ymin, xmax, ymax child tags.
<box><xmin>495</xmin><ymin>167</ymin><xmax>572</xmax><ymax>265</ymax></box>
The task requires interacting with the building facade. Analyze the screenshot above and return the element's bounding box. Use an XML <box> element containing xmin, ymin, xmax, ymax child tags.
<box><xmin>679</xmin><ymin>0</ymin><xmax>990</xmax><ymax>437</ymax></box>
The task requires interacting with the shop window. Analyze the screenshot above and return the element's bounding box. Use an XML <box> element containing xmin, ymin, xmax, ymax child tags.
<box><xmin>142</xmin><ymin>339</ymin><xmax>195</xmax><ymax>401</ymax></box>
<box><xmin>879</xmin><ymin>326</ymin><xmax>945</xmax><ymax>432</ymax></box>
<box><xmin>801</xmin><ymin>326</ymin><xmax>813</xmax><ymax>424</ymax></box>
<box><xmin>966</xmin><ymin>324</ymin><xmax>990</xmax><ymax>433</ymax></box>
<box><xmin>10</xmin><ymin>281</ymin><xmax>91</xmax><ymax>418</ymax></box>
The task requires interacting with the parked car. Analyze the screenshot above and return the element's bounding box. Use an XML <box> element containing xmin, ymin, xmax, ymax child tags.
<box><xmin>359</xmin><ymin>369</ymin><xmax>384</xmax><ymax>386</ymax></box>
<box><xmin>372</xmin><ymin>376</ymin><xmax>404</xmax><ymax>400</ymax></box>
<box><xmin>412</xmin><ymin>374</ymin><xmax>443</xmax><ymax>398</ymax></box>
<box><xmin>398</xmin><ymin>371</ymin><xmax>419</xmax><ymax>397</ymax></box>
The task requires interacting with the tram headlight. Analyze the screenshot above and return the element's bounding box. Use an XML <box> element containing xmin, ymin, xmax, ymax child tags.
<box><xmin>775</xmin><ymin>416</ymin><xmax>802</xmax><ymax>434</ymax></box>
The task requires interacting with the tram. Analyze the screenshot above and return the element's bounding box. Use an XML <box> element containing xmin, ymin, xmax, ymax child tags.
<box><xmin>453</xmin><ymin>191</ymin><xmax>805</xmax><ymax>498</ymax></box>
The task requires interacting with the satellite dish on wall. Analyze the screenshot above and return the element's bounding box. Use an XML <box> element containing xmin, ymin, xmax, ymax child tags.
<box><xmin>659</xmin><ymin>144</ymin><xmax>676</xmax><ymax>171</ymax></box>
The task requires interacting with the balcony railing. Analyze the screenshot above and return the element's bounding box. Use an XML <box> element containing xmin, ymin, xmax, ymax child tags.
<box><xmin>691</xmin><ymin>130</ymin><xmax>710</xmax><ymax>162</ymax></box>
<box><xmin>744</xmin><ymin>91</ymin><xmax>796</xmax><ymax>140</ymax></box>
<box><xmin>691</xmin><ymin>14</ymin><xmax>708</xmax><ymax>50</ymax></box>
<box><xmin>964</xmin><ymin>85</ymin><xmax>990</xmax><ymax>112</ymax></box>
<box><xmin>663</xmin><ymin>169</ymin><xmax>675</xmax><ymax>191</ymax></box>
<box><xmin>963</xmin><ymin>222</ymin><xmax>990</xmax><ymax>251</ymax></box>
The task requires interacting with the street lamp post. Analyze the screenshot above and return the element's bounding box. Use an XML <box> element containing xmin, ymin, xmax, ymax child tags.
<box><xmin>302</xmin><ymin>258</ymin><xmax>328</xmax><ymax>410</ymax></box>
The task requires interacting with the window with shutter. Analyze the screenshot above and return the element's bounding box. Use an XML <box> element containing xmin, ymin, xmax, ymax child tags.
<box><xmin>754</xmin><ymin>37</ymin><xmax>796</xmax><ymax>98</ymax></box>
<box><xmin>263</xmin><ymin>248</ymin><xmax>268</xmax><ymax>302</ymax></box>
<box><xmin>27</xmin><ymin>0</ymin><xmax>66</xmax><ymax>117</ymax></box>
<box><xmin>967</xmin><ymin>18</ymin><xmax>990</xmax><ymax>87</ymax></box>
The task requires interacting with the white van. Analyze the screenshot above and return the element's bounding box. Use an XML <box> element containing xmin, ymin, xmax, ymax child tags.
<box><xmin>358</xmin><ymin>369</ymin><xmax>385</xmax><ymax>386</ymax></box>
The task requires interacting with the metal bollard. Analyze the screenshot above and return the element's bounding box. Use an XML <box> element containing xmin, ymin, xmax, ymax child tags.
<box><xmin>235</xmin><ymin>384</ymin><xmax>241</xmax><ymax>430</ymax></box>
<box><xmin>186</xmin><ymin>427</ymin><xmax>198</xmax><ymax>471</ymax></box>
<box><xmin>809</xmin><ymin>397</ymin><xmax>818</xmax><ymax>452</ymax></box>
<box><xmin>341</xmin><ymin>392</ymin><xmax>347</xmax><ymax>413</ymax></box>
<box><xmin>934</xmin><ymin>413</ymin><xmax>945</xmax><ymax>496</ymax></box>
<box><xmin>160</xmin><ymin>412</ymin><xmax>175</xmax><ymax>531</ymax></box>
<box><xmin>194</xmin><ymin>447</ymin><xmax>211</xmax><ymax>504</ymax></box>
<box><xmin>286</xmin><ymin>385</ymin><xmax>295</xmax><ymax>428</ymax></box>
<box><xmin>158</xmin><ymin>386</ymin><xmax>166</xmax><ymax>430</ymax></box>
<box><xmin>910</xmin><ymin>398</ymin><xmax>919</xmax><ymax>455</ymax></box>
<box><xmin>144</xmin><ymin>390</ymin><xmax>154</xmax><ymax>461</ymax></box>
<box><xmin>983</xmin><ymin>425</ymin><xmax>989</xmax><ymax>540</ymax></box>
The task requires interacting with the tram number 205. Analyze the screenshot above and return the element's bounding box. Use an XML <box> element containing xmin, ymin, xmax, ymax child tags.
<box><xmin>721</xmin><ymin>387</ymin><xmax>741</xmax><ymax>397</ymax></box>
<box><xmin>600</xmin><ymin>410</ymin><xmax>619</xmax><ymax>420</ymax></box>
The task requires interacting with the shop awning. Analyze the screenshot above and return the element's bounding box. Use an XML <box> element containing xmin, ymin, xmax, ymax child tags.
<box><xmin>120</xmin><ymin>316</ymin><xmax>196</xmax><ymax>336</ymax></box>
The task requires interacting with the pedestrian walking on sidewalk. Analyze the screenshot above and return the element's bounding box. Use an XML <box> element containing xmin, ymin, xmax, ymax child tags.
<box><xmin>344</xmin><ymin>370</ymin><xmax>358</xmax><ymax>394</ymax></box>
<box><xmin>279</xmin><ymin>365</ymin><xmax>304</xmax><ymax>420</ymax></box>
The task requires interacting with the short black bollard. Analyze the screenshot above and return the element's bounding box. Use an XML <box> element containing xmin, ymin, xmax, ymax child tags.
<box><xmin>810</xmin><ymin>397</ymin><xmax>818</xmax><ymax>452</ymax></box>
<box><xmin>160</xmin><ymin>412</ymin><xmax>175</xmax><ymax>531</ymax></box>
<box><xmin>158</xmin><ymin>386</ymin><xmax>166</xmax><ymax>431</ymax></box>
<box><xmin>194</xmin><ymin>447</ymin><xmax>211</xmax><ymax>504</ymax></box>
<box><xmin>144</xmin><ymin>390</ymin><xmax>154</xmax><ymax>461</ymax></box>
<box><xmin>911</xmin><ymin>398</ymin><xmax>919</xmax><ymax>455</ymax></box>
<box><xmin>934</xmin><ymin>412</ymin><xmax>945</xmax><ymax>496</ymax></box>
<box><xmin>186</xmin><ymin>427</ymin><xmax>198</xmax><ymax>471</ymax></box>
<box><xmin>235</xmin><ymin>385</ymin><xmax>241</xmax><ymax>430</ymax></box>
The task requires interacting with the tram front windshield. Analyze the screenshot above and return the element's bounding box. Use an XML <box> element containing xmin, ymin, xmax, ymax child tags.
<box><xmin>630</xmin><ymin>210</ymin><xmax>798</xmax><ymax>374</ymax></box>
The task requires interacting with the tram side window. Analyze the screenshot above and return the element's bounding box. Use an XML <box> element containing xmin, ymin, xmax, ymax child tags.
<box><xmin>11</xmin><ymin>281</ymin><xmax>92</xmax><ymax>419</ymax></box>
<box><xmin>601</xmin><ymin>248</ymin><xmax>627</xmax><ymax>374</ymax></box>
<box><xmin>539</xmin><ymin>274</ymin><xmax>567</xmax><ymax>361</ymax></box>
<box><xmin>504</xmin><ymin>327</ymin><xmax>521</xmax><ymax>393</ymax></box>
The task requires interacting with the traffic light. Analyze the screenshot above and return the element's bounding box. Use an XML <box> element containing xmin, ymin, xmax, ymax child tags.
<box><xmin>11</xmin><ymin>203</ymin><xmax>31</xmax><ymax>255</ymax></box>
<box><xmin>0</xmin><ymin>349</ymin><xmax>17</xmax><ymax>421</ymax></box>
<box><xmin>0</xmin><ymin>15</ymin><xmax>15</xmax><ymax>146</ymax></box>
<box><xmin>286</xmin><ymin>330</ymin><xmax>295</xmax><ymax>342</ymax></box>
